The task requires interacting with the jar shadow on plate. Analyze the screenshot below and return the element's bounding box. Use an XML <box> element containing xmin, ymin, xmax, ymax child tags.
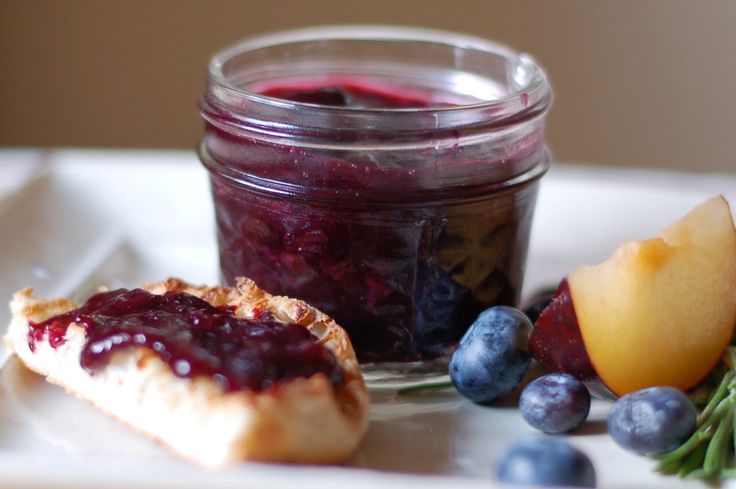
<box><xmin>348</xmin><ymin>388</ymin><xmax>462</xmax><ymax>474</ymax></box>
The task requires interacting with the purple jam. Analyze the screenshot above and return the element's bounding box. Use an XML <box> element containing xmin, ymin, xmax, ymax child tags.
<box><xmin>260</xmin><ymin>83</ymin><xmax>438</xmax><ymax>108</ymax></box>
<box><xmin>201</xmin><ymin>81</ymin><xmax>544</xmax><ymax>364</ymax></box>
<box><xmin>29</xmin><ymin>288</ymin><xmax>343</xmax><ymax>391</ymax></box>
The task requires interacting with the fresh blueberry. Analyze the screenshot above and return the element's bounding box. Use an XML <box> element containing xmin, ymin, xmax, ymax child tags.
<box><xmin>495</xmin><ymin>437</ymin><xmax>596</xmax><ymax>487</ymax></box>
<box><xmin>520</xmin><ymin>373</ymin><xmax>591</xmax><ymax>433</ymax></box>
<box><xmin>449</xmin><ymin>306</ymin><xmax>531</xmax><ymax>403</ymax></box>
<box><xmin>607</xmin><ymin>386</ymin><xmax>696</xmax><ymax>455</ymax></box>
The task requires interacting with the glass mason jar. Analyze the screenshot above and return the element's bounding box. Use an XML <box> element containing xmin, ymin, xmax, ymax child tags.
<box><xmin>199</xmin><ymin>26</ymin><xmax>552</xmax><ymax>380</ymax></box>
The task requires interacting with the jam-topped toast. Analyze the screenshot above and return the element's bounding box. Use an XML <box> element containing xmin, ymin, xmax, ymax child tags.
<box><xmin>4</xmin><ymin>277</ymin><xmax>369</xmax><ymax>466</ymax></box>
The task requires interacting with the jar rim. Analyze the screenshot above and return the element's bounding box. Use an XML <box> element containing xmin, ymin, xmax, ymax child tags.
<box><xmin>207</xmin><ymin>25</ymin><xmax>550</xmax><ymax>116</ymax></box>
<box><xmin>199</xmin><ymin>25</ymin><xmax>552</xmax><ymax>193</ymax></box>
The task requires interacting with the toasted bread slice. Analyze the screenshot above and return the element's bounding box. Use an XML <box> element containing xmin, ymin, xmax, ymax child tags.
<box><xmin>4</xmin><ymin>277</ymin><xmax>369</xmax><ymax>466</ymax></box>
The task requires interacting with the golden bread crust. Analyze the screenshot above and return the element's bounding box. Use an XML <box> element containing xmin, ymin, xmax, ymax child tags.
<box><xmin>5</xmin><ymin>277</ymin><xmax>369</xmax><ymax>466</ymax></box>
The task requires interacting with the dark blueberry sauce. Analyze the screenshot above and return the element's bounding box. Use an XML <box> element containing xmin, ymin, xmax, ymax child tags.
<box><xmin>29</xmin><ymin>288</ymin><xmax>343</xmax><ymax>392</ymax></box>
<box><xmin>203</xmin><ymin>82</ymin><xmax>543</xmax><ymax>363</ymax></box>
<box><xmin>260</xmin><ymin>84</ymin><xmax>437</xmax><ymax>108</ymax></box>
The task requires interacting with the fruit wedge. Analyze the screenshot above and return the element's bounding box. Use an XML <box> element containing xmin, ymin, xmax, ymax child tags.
<box><xmin>529</xmin><ymin>196</ymin><xmax>736</xmax><ymax>396</ymax></box>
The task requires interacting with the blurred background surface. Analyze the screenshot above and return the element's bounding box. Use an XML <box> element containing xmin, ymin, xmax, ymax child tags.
<box><xmin>1</xmin><ymin>0</ymin><xmax>734</xmax><ymax>173</ymax></box>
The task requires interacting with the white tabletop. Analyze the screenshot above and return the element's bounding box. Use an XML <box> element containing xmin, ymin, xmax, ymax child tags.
<box><xmin>0</xmin><ymin>148</ymin><xmax>735</xmax><ymax>489</ymax></box>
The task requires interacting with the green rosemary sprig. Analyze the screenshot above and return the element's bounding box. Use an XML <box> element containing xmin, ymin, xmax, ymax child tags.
<box><xmin>656</xmin><ymin>347</ymin><xmax>736</xmax><ymax>479</ymax></box>
<box><xmin>396</xmin><ymin>380</ymin><xmax>454</xmax><ymax>395</ymax></box>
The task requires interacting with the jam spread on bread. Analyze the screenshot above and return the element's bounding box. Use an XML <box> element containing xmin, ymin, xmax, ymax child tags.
<box><xmin>28</xmin><ymin>288</ymin><xmax>343</xmax><ymax>391</ymax></box>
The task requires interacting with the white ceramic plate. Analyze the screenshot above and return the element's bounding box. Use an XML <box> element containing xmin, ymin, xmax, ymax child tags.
<box><xmin>0</xmin><ymin>150</ymin><xmax>734</xmax><ymax>489</ymax></box>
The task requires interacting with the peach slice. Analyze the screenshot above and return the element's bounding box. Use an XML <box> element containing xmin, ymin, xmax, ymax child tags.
<box><xmin>529</xmin><ymin>196</ymin><xmax>736</xmax><ymax>397</ymax></box>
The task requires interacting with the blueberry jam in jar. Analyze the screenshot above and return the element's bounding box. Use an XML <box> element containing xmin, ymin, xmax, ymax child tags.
<box><xmin>199</xmin><ymin>26</ymin><xmax>552</xmax><ymax>378</ymax></box>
